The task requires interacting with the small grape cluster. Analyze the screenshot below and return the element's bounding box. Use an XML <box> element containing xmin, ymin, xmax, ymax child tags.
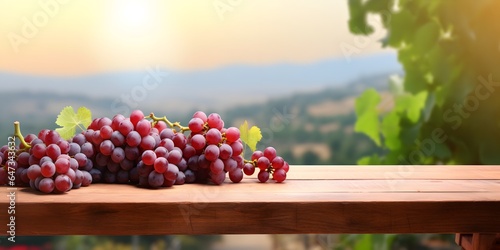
<box><xmin>244</xmin><ymin>147</ymin><xmax>290</xmax><ymax>183</ymax></box>
<box><xmin>186</xmin><ymin>111</ymin><xmax>245</xmax><ymax>185</ymax></box>
<box><xmin>0</xmin><ymin>110</ymin><xmax>290</xmax><ymax>194</ymax></box>
<box><xmin>0</xmin><ymin>129</ymin><xmax>93</xmax><ymax>193</ymax></box>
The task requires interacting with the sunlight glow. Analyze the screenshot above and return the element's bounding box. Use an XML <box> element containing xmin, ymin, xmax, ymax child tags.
<box><xmin>110</xmin><ymin>0</ymin><xmax>156</xmax><ymax>33</ymax></box>
<box><xmin>118</xmin><ymin>0</ymin><xmax>150</xmax><ymax>28</ymax></box>
<box><xmin>0</xmin><ymin>1</ymin><xmax>388</xmax><ymax>75</ymax></box>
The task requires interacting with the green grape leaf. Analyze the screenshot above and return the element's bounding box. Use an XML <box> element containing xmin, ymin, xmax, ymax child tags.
<box><xmin>55</xmin><ymin>106</ymin><xmax>92</xmax><ymax>140</ymax></box>
<box><xmin>413</xmin><ymin>21</ymin><xmax>440</xmax><ymax>55</ymax></box>
<box><xmin>387</xmin><ymin>9</ymin><xmax>415</xmax><ymax>47</ymax></box>
<box><xmin>422</xmin><ymin>92</ymin><xmax>436</xmax><ymax>122</ymax></box>
<box><xmin>357</xmin><ymin>156</ymin><xmax>371</xmax><ymax>165</ymax></box>
<box><xmin>403</xmin><ymin>67</ymin><xmax>427</xmax><ymax>93</ymax></box>
<box><xmin>381</xmin><ymin>111</ymin><xmax>401</xmax><ymax>150</ymax></box>
<box><xmin>399</xmin><ymin>122</ymin><xmax>422</xmax><ymax>148</ymax></box>
<box><xmin>354</xmin><ymin>88</ymin><xmax>381</xmax><ymax>146</ymax></box>
<box><xmin>407</xmin><ymin>91</ymin><xmax>428</xmax><ymax>123</ymax></box>
<box><xmin>354</xmin><ymin>234</ymin><xmax>372</xmax><ymax>250</ymax></box>
<box><xmin>349</xmin><ymin>0</ymin><xmax>499</xmax><ymax>166</ymax></box>
<box><xmin>348</xmin><ymin>0</ymin><xmax>373</xmax><ymax>35</ymax></box>
<box><xmin>364</xmin><ymin>0</ymin><xmax>391</xmax><ymax>12</ymax></box>
<box><xmin>395</xmin><ymin>91</ymin><xmax>428</xmax><ymax>123</ymax></box>
<box><xmin>385</xmin><ymin>150</ymin><xmax>405</xmax><ymax>164</ymax></box>
<box><xmin>239</xmin><ymin>120</ymin><xmax>262</xmax><ymax>152</ymax></box>
<box><xmin>357</xmin><ymin>154</ymin><xmax>382</xmax><ymax>165</ymax></box>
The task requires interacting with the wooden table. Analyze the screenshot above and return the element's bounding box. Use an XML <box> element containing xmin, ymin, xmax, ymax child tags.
<box><xmin>1</xmin><ymin>165</ymin><xmax>500</xmax><ymax>249</ymax></box>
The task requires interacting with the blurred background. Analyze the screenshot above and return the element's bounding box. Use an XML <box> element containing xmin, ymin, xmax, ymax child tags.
<box><xmin>0</xmin><ymin>0</ymin><xmax>397</xmax><ymax>167</ymax></box>
<box><xmin>2</xmin><ymin>0</ymin><xmax>497</xmax><ymax>249</ymax></box>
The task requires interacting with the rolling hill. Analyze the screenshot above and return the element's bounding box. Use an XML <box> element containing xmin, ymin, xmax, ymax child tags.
<box><xmin>0</xmin><ymin>53</ymin><xmax>400</xmax><ymax>114</ymax></box>
<box><xmin>0</xmin><ymin>71</ymin><xmax>396</xmax><ymax>164</ymax></box>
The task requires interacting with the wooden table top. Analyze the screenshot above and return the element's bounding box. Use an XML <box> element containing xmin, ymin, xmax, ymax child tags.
<box><xmin>1</xmin><ymin>165</ymin><xmax>499</xmax><ymax>235</ymax></box>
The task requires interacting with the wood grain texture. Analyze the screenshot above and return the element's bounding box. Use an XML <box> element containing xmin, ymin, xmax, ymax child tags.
<box><xmin>0</xmin><ymin>165</ymin><xmax>499</xmax><ymax>236</ymax></box>
<box><xmin>456</xmin><ymin>233</ymin><xmax>500</xmax><ymax>250</ymax></box>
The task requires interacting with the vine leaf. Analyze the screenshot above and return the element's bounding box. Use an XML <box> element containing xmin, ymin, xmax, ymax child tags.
<box><xmin>413</xmin><ymin>21</ymin><xmax>440</xmax><ymax>55</ymax></box>
<box><xmin>381</xmin><ymin>111</ymin><xmax>401</xmax><ymax>150</ymax></box>
<box><xmin>357</xmin><ymin>154</ymin><xmax>382</xmax><ymax>165</ymax></box>
<box><xmin>354</xmin><ymin>88</ymin><xmax>381</xmax><ymax>146</ymax></box>
<box><xmin>395</xmin><ymin>91</ymin><xmax>428</xmax><ymax>123</ymax></box>
<box><xmin>239</xmin><ymin>120</ymin><xmax>262</xmax><ymax>152</ymax></box>
<box><xmin>55</xmin><ymin>106</ymin><xmax>92</xmax><ymax>140</ymax></box>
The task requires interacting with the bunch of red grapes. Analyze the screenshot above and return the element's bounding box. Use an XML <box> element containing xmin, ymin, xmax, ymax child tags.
<box><xmin>0</xmin><ymin>110</ymin><xmax>289</xmax><ymax>194</ymax></box>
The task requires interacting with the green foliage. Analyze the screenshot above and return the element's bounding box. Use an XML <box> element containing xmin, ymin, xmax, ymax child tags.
<box><xmin>335</xmin><ymin>234</ymin><xmax>396</xmax><ymax>250</ymax></box>
<box><xmin>55</xmin><ymin>106</ymin><xmax>92</xmax><ymax>140</ymax></box>
<box><xmin>50</xmin><ymin>235</ymin><xmax>221</xmax><ymax>250</ymax></box>
<box><xmin>354</xmin><ymin>88</ymin><xmax>381</xmax><ymax>146</ymax></box>
<box><xmin>350</xmin><ymin>0</ymin><xmax>500</xmax><ymax>164</ymax></box>
<box><xmin>302</xmin><ymin>151</ymin><xmax>320</xmax><ymax>165</ymax></box>
<box><xmin>239</xmin><ymin>120</ymin><xmax>262</xmax><ymax>152</ymax></box>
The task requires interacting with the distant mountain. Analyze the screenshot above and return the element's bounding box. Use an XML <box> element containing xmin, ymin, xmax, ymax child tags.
<box><xmin>0</xmin><ymin>53</ymin><xmax>401</xmax><ymax>113</ymax></box>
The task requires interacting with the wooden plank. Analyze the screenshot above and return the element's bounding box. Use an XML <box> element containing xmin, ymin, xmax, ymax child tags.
<box><xmin>472</xmin><ymin>234</ymin><xmax>497</xmax><ymax>250</ymax></box>
<box><xmin>6</xmin><ymin>200</ymin><xmax>500</xmax><ymax>235</ymax></box>
<box><xmin>7</xmin><ymin>180</ymin><xmax>500</xmax><ymax>203</ymax></box>
<box><xmin>456</xmin><ymin>233</ymin><xmax>500</xmax><ymax>250</ymax></box>
<box><xmin>285</xmin><ymin>165</ymin><xmax>500</xmax><ymax>180</ymax></box>
<box><xmin>0</xmin><ymin>165</ymin><xmax>499</xmax><ymax>236</ymax></box>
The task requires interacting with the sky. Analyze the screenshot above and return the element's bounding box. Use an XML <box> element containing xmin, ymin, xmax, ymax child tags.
<box><xmin>0</xmin><ymin>0</ymin><xmax>391</xmax><ymax>76</ymax></box>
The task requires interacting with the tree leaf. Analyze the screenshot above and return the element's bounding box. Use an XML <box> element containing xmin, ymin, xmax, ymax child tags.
<box><xmin>354</xmin><ymin>88</ymin><xmax>381</xmax><ymax>146</ymax></box>
<box><xmin>55</xmin><ymin>106</ymin><xmax>92</xmax><ymax>140</ymax></box>
<box><xmin>239</xmin><ymin>120</ymin><xmax>262</xmax><ymax>152</ymax></box>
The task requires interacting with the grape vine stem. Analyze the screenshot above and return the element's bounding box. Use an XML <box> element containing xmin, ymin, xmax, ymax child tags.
<box><xmin>149</xmin><ymin>113</ymin><xmax>190</xmax><ymax>133</ymax></box>
<box><xmin>14</xmin><ymin>121</ymin><xmax>30</xmax><ymax>149</ymax></box>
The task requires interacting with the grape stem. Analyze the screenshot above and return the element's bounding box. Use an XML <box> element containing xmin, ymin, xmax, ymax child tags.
<box><xmin>244</xmin><ymin>159</ymin><xmax>255</xmax><ymax>164</ymax></box>
<box><xmin>149</xmin><ymin>113</ymin><xmax>190</xmax><ymax>133</ymax></box>
<box><xmin>14</xmin><ymin>121</ymin><xmax>30</xmax><ymax>149</ymax></box>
